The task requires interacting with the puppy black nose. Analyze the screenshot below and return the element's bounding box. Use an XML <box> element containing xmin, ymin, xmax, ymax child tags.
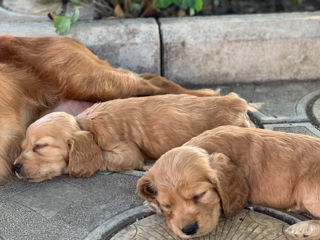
<box><xmin>181</xmin><ymin>222</ymin><xmax>198</xmax><ymax>235</ymax></box>
<box><xmin>14</xmin><ymin>163</ymin><xmax>22</xmax><ymax>173</ymax></box>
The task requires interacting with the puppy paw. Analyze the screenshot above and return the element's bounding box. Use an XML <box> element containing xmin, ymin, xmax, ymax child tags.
<box><xmin>285</xmin><ymin>220</ymin><xmax>320</xmax><ymax>240</ymax></box>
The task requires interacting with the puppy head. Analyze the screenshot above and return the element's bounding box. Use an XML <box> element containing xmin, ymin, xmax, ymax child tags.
<box><xmin>14</xmin><ymin>112</ymin><xmax>103</xmax><ymax>182</ymax></box>
<box><xmin>137</xmin><ymin>146</ymin><xmax>248</xmax><ymax>239</ymax></box>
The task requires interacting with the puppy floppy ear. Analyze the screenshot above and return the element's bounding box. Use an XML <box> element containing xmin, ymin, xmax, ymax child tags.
<box><xmin>67</xmin><ymin>131</ymin><xmax>103</xmax><ymax>178</ymax></box>
<box><xmin>136</xmin><ymin>173</ymin><xmax>161</xmax><ymax>213</ymax></box>
<box><xmin>207</xmin><ymin>153</ymin><xmax>249</xmax><ymax>219</ymax></box>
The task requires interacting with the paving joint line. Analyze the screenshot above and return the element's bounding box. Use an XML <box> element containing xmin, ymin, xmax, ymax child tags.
<box><xmin>156</xmin><ymin>18</ymin><xmax>164</xmax><ymax>76</ymax></box>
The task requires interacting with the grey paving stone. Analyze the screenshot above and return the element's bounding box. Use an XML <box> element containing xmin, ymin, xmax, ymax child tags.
<box><xmin>160</xmin><ymin>12</ymin><xmax>320</xmax><ymax>85</ymax></box>
<box><xmin>215</xmin><ymin>80</ymin><xmax>320</xmax><ymax>123</ymax></box>
<box><xmin>10</xmin><ymin>180</ymin><xmax>87</xmax><ymax>219</ymax></box>
<box><xmin>0</xmin><ymin>18</ymin><xmax>161</xmax><ymax>75</ymax></box>
<box><xmin>0</xmin><ymin>179</ymin><xmax>33</xmax><ymax>201</ymax></box>
<box><xmin>0</xmin><ymin>173</ymin><xmax>142</xmax><ymax>240</ymax></box>
<box><xmin>264</xmin><ymin>122</ymin><xmax>320</xmax><ymax>137</ymax></box>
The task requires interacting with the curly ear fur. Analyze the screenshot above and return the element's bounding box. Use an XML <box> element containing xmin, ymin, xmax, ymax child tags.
<box><xmin>208</xmin><ymin>153</ymin><xmax>249</xmax><ymax>219</ymax></box>
<box><xmin>68</xmin><ymin>131</ymin><xmax>103</xmax><ymax>178</ymax></box>
<box><xmin>136</xmin><ymin>173</ymin><xmax>162</xmax><ymax>213</ymax></box>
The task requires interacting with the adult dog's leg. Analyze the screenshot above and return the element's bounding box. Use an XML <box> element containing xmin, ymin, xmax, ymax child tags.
<box><xmin>138</xmin><ymin>73</ymin><xmax>220</xmax><ymax>97</ymax></box>
<box><xmin>1</xmin><ymin>36</ymin><xmax>218</xmax><ymax>101</ymax></box>
<box><xmin>0</xmin><ymin>128</ymin><xmax>23</xmax><ymax>184</ymax></box>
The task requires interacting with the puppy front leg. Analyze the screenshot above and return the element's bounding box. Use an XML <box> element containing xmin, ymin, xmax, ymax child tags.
<box><xmin>100</xmin><ymin>141</ymin><xmax>146</xmax><ymax>172</ymax></box>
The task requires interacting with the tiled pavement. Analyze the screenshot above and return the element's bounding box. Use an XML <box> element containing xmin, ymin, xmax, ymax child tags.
<box><xmin>0</xmin><ymin>80</ymin><xmax>320</xmax><ymax>240</ymax></box>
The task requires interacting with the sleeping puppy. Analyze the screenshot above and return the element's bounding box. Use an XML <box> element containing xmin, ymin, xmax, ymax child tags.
<box><xmin>0</xmin><ymin>35</ymin><xmax>217</xmax><ymax>185</ymax></box>
<box><xmin>137</xmin><ymin>125</ymin><xmax>320</xmax><ymax>239</ymax></box>
<box><xmin>13</xmin><ymin>93</ymin><xmax>249</xmax><ymax>182</ymax></box>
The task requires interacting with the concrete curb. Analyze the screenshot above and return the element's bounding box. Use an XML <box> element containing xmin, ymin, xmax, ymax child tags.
<box><xmin>160</xmin><ymin>12</ymin><xmax>320</xmax><ymax>84</ymax></box>
<box><xmin>0</xmin><ymin>6</ymin><xmax>49</xmax><ymax>22</ymax></box>
<box><xmin>0</xmin><ymin>17</ymin><xmax>161</xmax><ymax>75</ymax></box>
<box><xmin>1</xmin><ymin>7</ymin><xmax>320</xmax><ymax>84</ymax></box>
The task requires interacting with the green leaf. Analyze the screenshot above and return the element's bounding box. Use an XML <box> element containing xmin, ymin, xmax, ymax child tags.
<box><xmin>182</xmin><ymin>0</ymin><xmax>194</xmax><ymax>9</ymax></box>
<box><xmin>194</xmin><ymin>0</ymin><xmax>203</xmax><ymax>11</ymax></box>
<box><xmin>172</xmin><ymin>0</ymin><xmax>182</xmax><ymax>5</ymax></box>
<box><xmin>131</xmin><ymin>3</ymin><xmax>141</xmax><ymax>11</ymax></box>
<box><xmin>157</xmin><ymin>0</ymin><xmax>173</xmax><ymax>8</ymax></box>
<box><xmin>71</xmin><ymin>7</ymin><xmax>80</xmax><ymax>24</ymax></box>
<box><xmin>189</xmin><ymin>7</ymin><xmax>195</xmax><ymax>15</ymax></box>
<box><xmin>70</xmin><ymin>0</ymin><xmax>81</xmax><ymax>3</ymax></box>
<box><xmin>293</xmin><ymin>0</ymin><xmax>303</xmax><ymax>5</ymax></box>
<box><xmin>54</xmin><ymin>16</ymin><xmax>71</xmax><ymax>35</ymax></box>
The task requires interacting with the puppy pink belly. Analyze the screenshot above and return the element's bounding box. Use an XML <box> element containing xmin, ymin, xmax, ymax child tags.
<box><xmin>48</xmin><ymin>100</ymin><xmax>95</xmax><ymax>116</ymax></box>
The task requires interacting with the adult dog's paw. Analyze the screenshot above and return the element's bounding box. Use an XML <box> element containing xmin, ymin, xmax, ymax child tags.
<box><xmin>285</xmin><ymin>220</ymin><xmax>320</xmax><ymax>240</ymax></box>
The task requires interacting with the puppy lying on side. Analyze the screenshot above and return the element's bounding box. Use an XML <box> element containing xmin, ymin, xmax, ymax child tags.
<box><xmin>13</xmin><ymin>93</ymin><xmax>249</xmax><ymax>182</ymax></box>
<box><xmin>137</xmin><ymin>125</ymin><xmax>320</xmax><ymax>239</ymax></box>
<box><xmin>0</xmin><ymin>35</ymin><xmax>218</xmax><ymax>185</ymax></box>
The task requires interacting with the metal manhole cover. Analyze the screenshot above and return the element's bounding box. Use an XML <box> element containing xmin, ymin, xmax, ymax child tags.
<box><xmin>111</xmin><ymin>209</ymin><xmax>294</xmax><ymax>240</ymax></box>
<box><xmin>306</xmin><ymin>95</ymin><xmax>320</xmax><ymax>130</ymax></box>
<box><xmin>312</xmin><ymin>98</ymin><xmax>320</xmax><ymax>125</ymax></box>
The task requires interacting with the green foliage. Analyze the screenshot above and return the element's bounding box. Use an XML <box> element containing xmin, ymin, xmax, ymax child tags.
<box><xmin>155</xmin><ymin>0</ymin><xmax>203</xmax><ymax>14</ymax></box>
<box><xmin>54</xmin><ymin>8</ymin><xmax>79</xmax><ymax>35</ymax></box>
<box><xmin>292</xmin><ymin>0</ymin><xmax>303</xmax><ymax>5</ymax></box>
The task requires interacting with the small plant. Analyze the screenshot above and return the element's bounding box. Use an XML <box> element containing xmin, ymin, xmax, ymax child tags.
<box><xmin>154</xmin><ymin>0</ymin><xmax>203</xmax><ymax>16</ymax></box>
<box><xmin>50</xmin><ymin>7</ymin><xmax>79</xmax><ymax>35</ymax></box>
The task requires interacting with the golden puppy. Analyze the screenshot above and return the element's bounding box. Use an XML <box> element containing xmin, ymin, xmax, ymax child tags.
<box><xmin>0</xmin><ymin>35</ymin><xmax>217</xmax><ymax>185</ymax></box>
<box><xmin>137</xmin><ymin>126</ymin><xmax>320</xmax><ymax>239</ymax></box>
<box><xmin>13</xmin><ymin>93</ymin><xmax>249</xmax><ymax>182</ymax></box>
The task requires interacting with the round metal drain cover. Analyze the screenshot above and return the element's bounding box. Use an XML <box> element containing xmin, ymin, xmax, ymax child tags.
<box><xmin>111</xmin><ymin>209</ymin><xmax>293</xmax><ymax>240</ymax></box>
<box><xmin>312</xmin><ymin>98</ymin><xmax>320</xmax><ymax>124</ymax></box>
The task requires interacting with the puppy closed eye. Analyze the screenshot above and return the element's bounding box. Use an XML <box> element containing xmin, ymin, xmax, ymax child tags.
<box><xmin>32</xmin><ymin>143</ymin><xmax>48</xmax><ymax>152</ymax></box>
<box><xmin>193</xmin><ymin>191</ymin><xmax>207</xmax><ymax>203</ymax></box>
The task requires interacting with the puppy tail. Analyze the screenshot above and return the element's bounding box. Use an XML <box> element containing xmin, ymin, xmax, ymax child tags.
<box><xmin>222</xmin><ymin>93</ymin><xmax>251</xmax><ymax>127</ymax></box>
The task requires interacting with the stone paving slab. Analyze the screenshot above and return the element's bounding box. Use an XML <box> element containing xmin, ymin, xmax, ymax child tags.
<box><xmin>264</xmin><ymin>122</ymin><xmax>320</xmax><ymax>137</ymax></box>
<box><xmin>215</xmin><ymin>80</ymin><xmax>320</xmax><ymax>125</ymax></box>
<box><xmin>0</xmin><ymin>173</ymin><xmax>142</xmax><ymax>240</ymax></box>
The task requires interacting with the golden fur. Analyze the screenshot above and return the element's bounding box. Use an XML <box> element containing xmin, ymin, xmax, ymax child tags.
<box><xmin>137</xmin><ymin>126</ymin><xmax>320</xmax><ymax>239</ymax></box>
<box><xmin>0</xmin><ymin>35</ymin><xmax>217</xmax><ymax>184</ymax></box>
<box><xmin>13</xmin><ymin>94</ymin><xmax>249</xmax><ymax>182</ymax></box>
